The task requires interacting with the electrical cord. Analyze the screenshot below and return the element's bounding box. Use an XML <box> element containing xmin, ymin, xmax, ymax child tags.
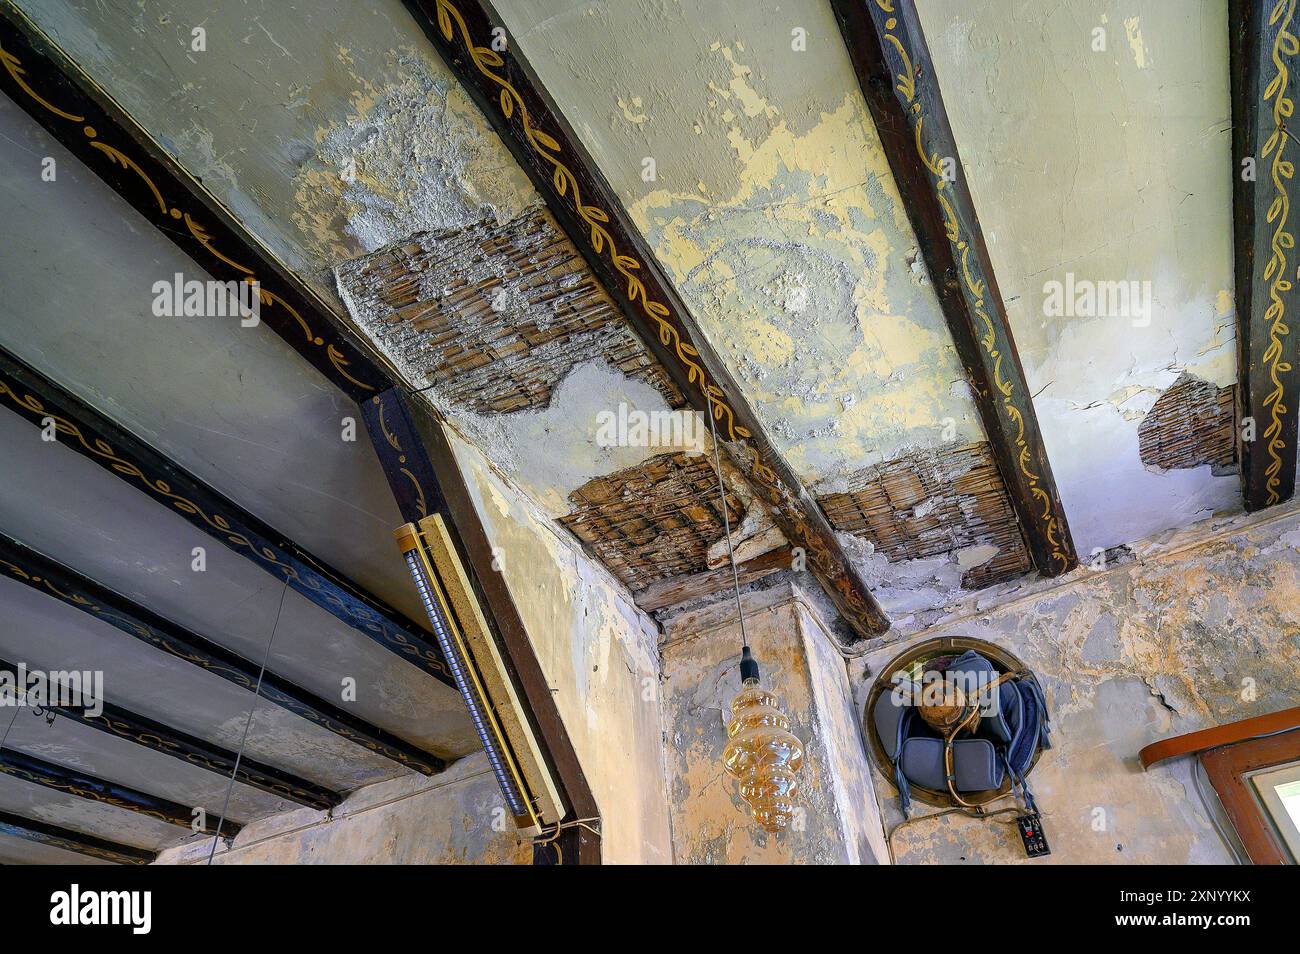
<box><xmin>533</xmin><ymin>816</ymin><xmax>602</xmax><ymax>864</ymax></box>
<box><xmin>206</xmin><ymin>581</ymin><xmax>289</xmax><ymax>865</ymax></box>
<box><xmin>704</xmin><ymin>396</ymin><xmax>749</xmax><ymax>649</ymax></box>
<box><xmin>885</xmin><ymin>795</ymin><xmax>1023</xmax><ymax>864</ymax></box>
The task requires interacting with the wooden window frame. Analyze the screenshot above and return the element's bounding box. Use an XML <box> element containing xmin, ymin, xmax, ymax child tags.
<box><xmin>1200</xmin><ymin>730</ymin><xmax>1300</xmax><ymax>865</ymax></box>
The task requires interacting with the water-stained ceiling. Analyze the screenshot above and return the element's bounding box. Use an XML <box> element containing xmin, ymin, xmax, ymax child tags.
<box><xmin>0</xmin><ymin>0</ymin><xmax>1279</xmax><ymax>862</ymax></box>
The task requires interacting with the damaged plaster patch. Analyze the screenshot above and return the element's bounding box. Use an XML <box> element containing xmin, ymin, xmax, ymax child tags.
<box><xmin>560</xmin><ymin>450</ymin><xmax>785</xmax><ymax>592</ymax></box>
<box><xmin>438</xmin><ymin>360</ymin><xmax>707</xmax><ymax>518</ymax></box>
<box><xmin>629</xmin><ymin>90</ymin><xmax>982</xmax><ymax>484</ymax></box>
<box><xmin>834</xmin><ymin>530</ymin><xmax>1001</xmax><ymax>626</ymax></box>
<box><xmin>817</xmin><ymin>442</ymin><xmax>1031</xmax><ymax>590</ymax></box>
<box><xmin>1137</xmin><ymin>372</ymin><xmax>1236</xmax><ymax>475</ymax></box>
<box><xmin>1124</xmin><ymin>17</ymin><xmax>1151</xmax><ymax>69</ymax></box>
<box><xmin>335</xmin><ymin>209</ymin><xmax>684</xmax><ymax>415</ymax></box>
<box><xmin>293</xmin><ymin>50</ymin><xmax>534</xmax><ymax>262</ymax></box>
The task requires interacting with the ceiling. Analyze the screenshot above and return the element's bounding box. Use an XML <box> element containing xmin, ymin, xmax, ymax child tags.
<box><xmin>10</xmin><ymin>0</ymin><xmax>1242</xmax><ymax>621</ymax></box>
<box><xmin>0</xmin><ymin>93</ymin><xmax>475</xmax><ymax>863</ymax></box>
<box><xmin>0</xmin><ymin>0</ymin><xmax>1265</xmax><ymax>861</ymax></box>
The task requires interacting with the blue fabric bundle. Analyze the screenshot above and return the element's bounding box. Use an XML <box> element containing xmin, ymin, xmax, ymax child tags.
<box><xmin>872</xmin><ymin>651</ymin><xmax>1050</xmax><ymax>817</ymax></box>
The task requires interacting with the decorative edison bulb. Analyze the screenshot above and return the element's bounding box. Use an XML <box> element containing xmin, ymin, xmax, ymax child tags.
<box><xmin>722</xmin><ymin>646</ymin><xmax>804</xmax><ymax>833</ymax></box>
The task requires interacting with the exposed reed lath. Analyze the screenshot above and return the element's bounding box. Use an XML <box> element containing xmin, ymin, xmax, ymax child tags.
<box><xmin>817</xmin><ymin>442</ymin><xmax>1031</xmax><ymax>589</ymax></box>
<box><xmin>335</xmin><ymin>207</ymin><xmax>684</xmax><ymax>414</ymax></box>
<box><xmin>1137</xmin><ymin>373</ymin><xmax>1237</xmax><ymax>474</ymax></box>
<box><xmin>560</xmin><ymin>452</ymin><xmax>746</xmax><ymax>592</ymax></box>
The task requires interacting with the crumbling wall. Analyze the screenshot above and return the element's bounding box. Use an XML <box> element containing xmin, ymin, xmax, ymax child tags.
<box><xmin>862</xmin><ymin>501</ymin><xmax>1300</xmax><ymax>864</ymax></box>
<box><xmin>660</xmin><ymin>579</ymin><xmax>883</xmax><ymax>864</ymax></box>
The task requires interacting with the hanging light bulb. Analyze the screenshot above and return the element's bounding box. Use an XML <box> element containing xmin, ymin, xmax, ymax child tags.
<box><xmin>723</xmin><ymin>646</ymin><xmax>804</xmax><ymax>832</ymax></box>
<box><xmin>701</xmin><ymin>388</ymin><xmax>804</xmax><ymax>833</ymax></box>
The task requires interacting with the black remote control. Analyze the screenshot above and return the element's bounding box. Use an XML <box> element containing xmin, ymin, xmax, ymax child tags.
<box><xmin>1016</xmin><ymin>812</ymin><xmax>1051</xmax><ymax>857</ymax></box>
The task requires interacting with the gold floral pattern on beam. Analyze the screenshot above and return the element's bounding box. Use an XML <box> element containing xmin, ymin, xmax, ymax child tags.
<box><xmin>1261</xmin><ymin>0</ymin><xmax>1297</xmax><ymax>506</ymax></box>
<box><xmin>870</xmin><ymin>1</ymin><xmax>1070</xmax><ymax>572</ymax></box>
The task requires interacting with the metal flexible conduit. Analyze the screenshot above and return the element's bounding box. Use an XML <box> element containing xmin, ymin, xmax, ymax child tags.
<box><xmin>403</xmin><ymin>551</ymin><xmax>527</xmax><ymax>816</ymax></box>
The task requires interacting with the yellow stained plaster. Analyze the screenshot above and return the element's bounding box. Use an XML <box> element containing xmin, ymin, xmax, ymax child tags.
<box><xmin>1124</xmin><ymin>16</ymin><xmax>1150</xmax><ymax>69</ymax></box>
<box><xmin>718</xmin><ymin>45</ymin><xmax>778</xmax><ymax>120</ymax></box>
<box><xmin>1214</xmin><ymin>288</ymin><xmax>1233</xmax><ymax>317</ymax></box>
<box><xmin>628</xmin><ymin>92</ymin><xmax>976</xmax><ymax>480</ymax></box>
<box><xmin>617</xmin><ymin>95</ymin><xmax>649</xmax><ymax>124</ymax></box>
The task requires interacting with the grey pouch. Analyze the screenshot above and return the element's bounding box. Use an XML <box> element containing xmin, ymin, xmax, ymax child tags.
<box><xmin>873</xmin><ymin>680</ymin><xmax>921</xmax><ymax>760</ymax></box>
<box><xmin>899</xmin><ymin>736</ymin><xmax>1005</xmax><ymax>792</ymax></box>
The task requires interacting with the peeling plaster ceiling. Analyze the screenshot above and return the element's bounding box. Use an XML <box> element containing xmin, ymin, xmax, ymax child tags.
<box><xmin>917</xmin><ymin>0</ymin><xmax>1239</xmax><ymax>558</ymax></box>
<box><xmin>494</xmin><ymin>0</ymin><xmax>985</xmax><ymax>485</ymax></box>
<box><xmin>12</xmin><ymin>0</ymin><xmax>1249</xmax><ymax>649</ymax></box>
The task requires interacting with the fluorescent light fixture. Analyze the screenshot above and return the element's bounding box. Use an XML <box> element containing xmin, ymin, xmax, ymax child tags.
<box><xmin>395</xmin><ymin>516</ymin><xmax>563</xmax><ymax>834</ymax></box>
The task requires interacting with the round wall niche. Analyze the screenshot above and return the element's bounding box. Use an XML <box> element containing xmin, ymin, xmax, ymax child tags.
<box><xmin>862</xmin><ymin>635</ymin><xmax>1045</xmax><ymax>809</ymax></box>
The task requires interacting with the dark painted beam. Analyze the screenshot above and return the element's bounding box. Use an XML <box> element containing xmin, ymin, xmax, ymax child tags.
<box><xmin>1230</xmin><ymin>0</ymin><xmax>1300</xmax><ymax>511</ymax></box>
<box><xmin>0</xmin><ymin>747</ymin><xmax>238</xmax><ymax>838</ymax></box>
<box><xmin>831</xmin><ymin>0</ymin><xmax>1076</xmax><ymax>576</ymax></box>
<box><xmin>360</xmin><ymin>388</ymin><xmax>601</xmax><ymax>864</ymax></box>
<box><xmin>0</xmin><ymin>1</ymin><xmax>595</xmax><ymax>856</ymax></box>
<box><xmin>0</xmin><ymin>3</ymin><xmax>386</xmax><ymax>401</ymax></box>
<box><xmin>359</xmin><ymin>390</ymin><xmax>452</xmax><ymax>524</ymax></box>
<box><xmin>0</xmin><ymin>809</ymin><xmax>154</xmax><ymax>865</ymax></box>
<box><xmin>403</xmin><ymin>0</ymin><xmax>891</xmax><ymax>639</ymax></box>
<box><xmin>0</xmin><ymin>9</ymin><xmax>581</xmax><ymax>842</ymax></box>
<box><xmin>0</xmin><ymin>656</ymin><xmax>341</xmax><ymax>811</ymax></box>
<box><xmin>0</xmin><ymin>533</ymin><xmax>447</xmax><ymax>776</ymax></box>
<box><xmin>0</xmin><ymin>344</ymin><xmax>453</xmax><ymax>690</ymax></box>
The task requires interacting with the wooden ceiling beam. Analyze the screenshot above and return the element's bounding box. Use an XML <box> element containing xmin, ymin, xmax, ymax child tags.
<box><xmin>0</xmin><ymin>655</ymin><xmax>341</xmax><ymax>811</ymax></box>
<box><xmin>403</xmin><ymin>0</ymin><xmax>891</xmax><ymax>639</ymax></box>
<box><xmin>831</xmin><ymin>0</ymin><xmax>1076</xmax><ymax>576</ymax></box>
<box><xmin>0</xmin><ymin>809</ymin><xmax>154</xmax><ymax>865</ymax></box>
<box><xmin>0</xmin><ymin>533</ymin><xmax>447</xmax><ymax>776</ymax></box>
<box><xmin>0</xmin><ymin>3</ymin><xmax>636</xmax><ymax>857</ymax></box>
<box><xmin>1230</xmin><ymin>0</ymin><xmax>1300</xmax><ymax>511</ymax></box>
<box><xmin>634</xmin><ymin>547</ymin><xmax>794</xmax><ymax>614</ymax></box>
<box><xmin>0</xmin><ymin>344</ymin><xmax>454</xmax><ymax>691</ymax></box>
<box><xmin>0</xmin><ymin>747</ymin><xmax>239</xmax><ymax>838</ymax></box>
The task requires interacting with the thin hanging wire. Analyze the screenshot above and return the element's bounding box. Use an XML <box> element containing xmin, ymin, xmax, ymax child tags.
<box><xmin>704</xmin><ymin>397</ymin><xmax>749</xmax><ymax>649</ymax></box>
<box><xmin>207</xmin><ymin>580</ymin><xmax>290</xmax><ymax>865</ymax></box>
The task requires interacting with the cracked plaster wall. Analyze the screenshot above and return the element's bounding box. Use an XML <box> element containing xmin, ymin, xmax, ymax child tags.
<box><xmin>917</xmin><ymin>0</ymin><xmax>1240</xmax><ymax>558</ymax></box>
<box><xmin>860</xmin><ymin>500</ymin><xmax>1300</xmax><ymax>864</ymax></box>
<box><xmin>660</xmin><ymin>578</ymin><xmax>885</xmax><ymax>864</ymax></box>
